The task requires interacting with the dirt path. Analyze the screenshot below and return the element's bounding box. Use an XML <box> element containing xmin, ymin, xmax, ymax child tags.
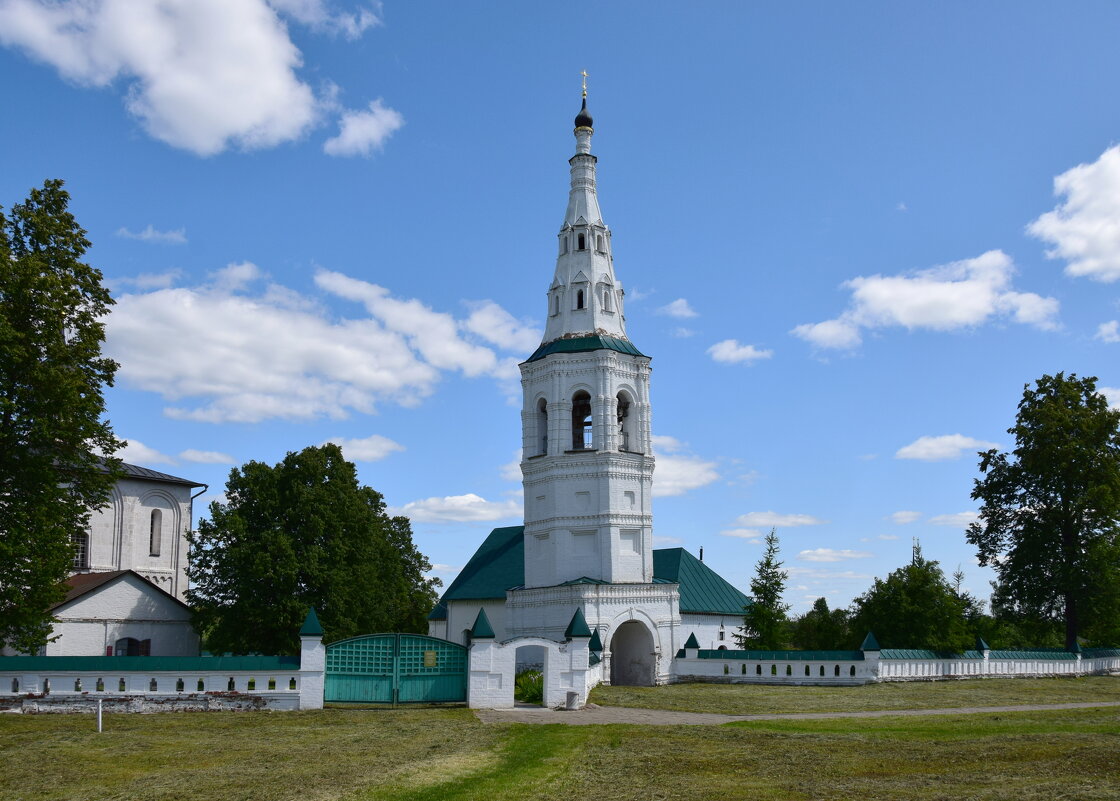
<box><xmin>474</xmin><ymin>700</ymin><xmax>1120</xmax><ymax>726</ymax></box>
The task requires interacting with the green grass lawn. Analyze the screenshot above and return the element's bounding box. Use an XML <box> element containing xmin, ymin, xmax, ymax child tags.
<box><xmin>2</xmin><ymin>679</ymin><xmax>1119</xmax><ymax>801</ymax></box>
<box><xmin>589</xmin><ymin>675</ymin><xmax>1120</xmax><ymax>714</ymax></box>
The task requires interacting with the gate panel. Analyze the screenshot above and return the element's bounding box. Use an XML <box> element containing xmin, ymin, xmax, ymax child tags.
<box><xmin>397</xmin><ymin>634</ymin><xmax>468</xmax><ymax>703</ymax></box>
<box><xmin>324</xmin><ymin>634</ymin><xmax>394</xmax><ymax>703</ymax></box>
<box><xmin>324</xmin><ymin>633</ymin><xmax>467</xmax><ymax>705</ymax></box>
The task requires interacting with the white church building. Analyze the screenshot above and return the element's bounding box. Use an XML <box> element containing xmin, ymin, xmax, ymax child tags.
<box><xmin>428</xmin><ymin>92</ymin><xmax>750</xmax><ymax>695</ymax></box>
<box><xmin>2</xmin><ymin>462</ymin><xmax>205</xmax><ymax>657</ymax></box>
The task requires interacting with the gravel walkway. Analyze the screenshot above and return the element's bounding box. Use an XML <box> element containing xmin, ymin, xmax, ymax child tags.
<box><xmin>474</xmin><ymin>700</ymin><xmax>1120</xmax><ymax>726</ymax></box>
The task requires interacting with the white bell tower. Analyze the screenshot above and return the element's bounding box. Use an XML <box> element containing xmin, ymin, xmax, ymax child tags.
<box><xmin>519</xmin><ymin>88</ymin><xmax>655</xmax><ymax>588</ymax></box>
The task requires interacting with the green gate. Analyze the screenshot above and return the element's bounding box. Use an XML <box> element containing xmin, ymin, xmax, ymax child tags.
<box><xmin>324</xmin><ymin>633</ymin><xmax>467</xmax><ymax>705</ymax></box>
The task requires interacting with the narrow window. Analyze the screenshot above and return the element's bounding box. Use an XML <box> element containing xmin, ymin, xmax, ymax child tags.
<box><xmin>551</xmin><ymin>292</ymin><xmax>559</xmax><ymax>316</ymax></box>
<box><xmin>11</xmin><ymin>678</ymin><xmax>18</xmax><ymax>693</ymax></box>
<box><xmin>96</xmin><ymin>677</ymin><xmax>104</xmax><ymax>692</ymax></box>
<box><xmin>571</xmin><ymin>391</ymin><xmax>592</xmax><ymax>449</ymax></box>
<box><xmin>149</xmin><ymin>678</ymin><xmax>158</xmax><ymax>692</ymax></box>
<box><xmin>248</xmin><ymin>678</ymin><xmax>256</xmax><ymax>690</ymax></box>
<box><xmin>756</xmin><ymin>664</ymin><xmax>761</xmax><ymax>675</ymax></box>
<box><xmin>785</xmin><ymin>665</ymin><xmax>792</xmax><ymax>676</ymax></box>
<box><xmin>43</xmin><ymin>678</ymin><xmax>50</xmax><ymax>695</ymax></box>
<box><xmin>596</xmin><ymin>234</ymin><xmax>604</xmax><ymax>251</ymax></box>
<box><xmin>741</xmin><ymin>664</ymin><xmax>746</xmax><ymax>675</ymax></box>
<box><xmin>804</xmin><ymin>665</ymin><xmax>810</xmax><ymax>676</ymax></box>
<box><xmin>175</xmin><ymin>678</ymin><xmax>184</xmax><ymax>692</ymax></box>
<box><xmin>537</xmin><ymin>398</ymin><xmax>548</xmax><ymax>455</ymax></box>
<box><xmin>578</xmin><ymin>233</ymin><xmax>586</xmax><ymax>250</ymax></box>
<box><xmin>834</xmin><ymin>665</ymin><xmax>841</xmax><ymax>677</ymax></box>
<box><xmin>268</xmin><ymin>677</ymin><xmax>276</xmax><ymax>690</ymax></box>
<box><xmin>149</xmin><ymin>509</ymin><xmax>162</xmax><ymax>557</ymax></box>
<box><xmin>723</xmin><ymin>664</ymin><xmax>729</xmax><ymax>675</ymax></box>
<box><xmin>71</xmin><ymin>532</ymin><xmax>89</xmax><ymax>569</ymax></box>
<box><xmin>228</xmin><ymin>677</ymin><xmax>236</xmax><ymax>691</ymax></box>
<box><xmin>559</xmin><ymin>236</ymin><xmax>567</xmax><ymax>255</ymax></box>
<box><xmin>770</xmin><ymin>664</ymin><xmax>777</xmax><ymax>676</ymax></box>
<box><xmin>849</xmin><ymin>666</ymin><xmax>856</xmax><ymax>677</ymax></box>
<box><xmin>601</xmin><ymin>285</ymin><xmax>611</xmax><ymax>311</ymax></box>
<box><xmin>197</xmin><ymin>678</ymin><xmax>205</xmax><ymax>691</ymax></box>
<box><xmin>74</xmin><ymin>678</ymin><xmax>82</xmax><ymax>692</ymax></box>
<box><xmin>118</xmin><ymin>678</ymin><xmax>126</xmax><ymax>692</ymax></box>
<box><xmin>616</xmin><ymin>392</ymin><xmax>632</xmax><ymax>451</ymax></box>
<box><xmin>820</xmin><ymin>665</ymin><xmax>825</xmax><ymax>677</ymax></box>
<box><xmin>289</xmin><ymin>677</ymin><xmax>297</xmax><ymax>690</ymax></box>
<box><xmin>718</xmin><ymin>628</ymin><xmax>725</xmax><ymax>641</ymax></box>
<box><xmin>576</xmin><ymin>289</ymin><xmax>585</xmax><ymax>310</ymax></box>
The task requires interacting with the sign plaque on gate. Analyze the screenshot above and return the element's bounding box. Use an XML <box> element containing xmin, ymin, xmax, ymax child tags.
<box><xmin>423</xmin><ymin>650</ymin><xmax>438</xmax><ymax>668</ymax></box>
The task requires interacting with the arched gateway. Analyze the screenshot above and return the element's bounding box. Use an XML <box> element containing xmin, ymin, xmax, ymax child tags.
<box><xmin>609</xmin><ymin>621</ymin><xmax>655</xmax><ymax>686</ymax></box>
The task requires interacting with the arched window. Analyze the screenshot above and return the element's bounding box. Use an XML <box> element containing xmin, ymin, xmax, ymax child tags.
<box><xmin>149</xmin><ymin>509</ymin><xmax>162</xmax><ymax>557</ymax></box>
<box><xmin>536</xmin><ymin>398</ymin><xmax>548</xmax><ymax>456</ymax></box>
<box><xmin>819</xmin><ymin>665</ymin><xmax>825</xmax><ymax>677</ymax></box>
<box><xmin>578</xmin><ymin>233</ymin><xmax>586</xmax><ymax>250</ymax></box>
<box><xmin>550</xmin><ymin>292</ymin><xmax>560</xmax><ymax>316</ymax></box>
<box><xmin>785</xmin><ymin>664</ymin><xmax>792</xmax><ymax>676</ymax></box>
<box><xmin>71</xmin><ymin>531</ymin><xmax>89</xmax><ymax>569</ymax></box>
<box><xmin>596</xmin><ymin>234</ymin><xmax>604</xmax><ymax>251</ymax></box>
<box><xmin>804</xmin><ymin>665</ymin><xmax>810</xmax><ymax>676</ymax></box>
<box><xmin>756</xmin><ymin>664</ymin><xmax>761</xmax><ymax>675</ymax></box>
<box><xmin>559</xmin><ymin>236</ymin><xmax>567</xmax><ymax>255</ymax></box>
<box><xmin>601</xmin><ymin>285</ymin><xmax>612</xmax><ymax>311</ymax></box>
<box><xmin>114</xmin><ymin>637</ymin><xmax>150</xmax><ymax>657</ymax></box>
<box><xmin>834</xmin><ymin>665</ymin><xmax>841</xmax><ymax>677</ymax></box>
<box><xmin>616</xmin><ymin>392</ymin><xmax>632</xmax><ymax>451</ymax></box>
<box><xmin>849</xmin><ymin>665</ymin><xmax>856</xmax><ymax>677</ymax></box>
<box><xmin>571</xmin><ymin>391</ymin><xmax>592</xmax><ymax>449</ymax></box>
<box><xmin>576</xmin><ymin>289</ymin><xmax>585</xmax><ymax>310</ymax></box>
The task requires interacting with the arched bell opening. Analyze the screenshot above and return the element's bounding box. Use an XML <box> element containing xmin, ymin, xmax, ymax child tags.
<box><xmin>535</xmin><ymin>398</ymin><xmax>548</xmax><ymax>456</ymax></box>
<box><xmin>571</xmin><ymin>391</ymin><xmax>592</xmax><ymax>450</ymax></box>
<box><xmin>609</xmin><ymin>621</ymin><xmax>654</xmax><ymax>686</ymax></box>
<box><xmin>616</xmin><ymin>391</ymin><xmax>634</xmax><ymax>452</ymax></box>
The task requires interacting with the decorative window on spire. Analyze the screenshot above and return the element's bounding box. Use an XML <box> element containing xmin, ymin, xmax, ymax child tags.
<box><xmin>577</xmin><ymin>233</ymin><xmax>586</xmax><ymax>250</ymax></box>
<box><xmin>600</xmin><ymin>284</ymin><xmax>612</xmax><ymax>312</ymax></box>
<box><xmin>596</xmin><ymin>234</ymin><xmax>604</xmax><ymax>252</ymax></box>
<box><xmin>576</xmin><ymin>289</ymin><xmax>585</xmax><ymax>310</ymax></box>
<box><xmin>536</xmin><ymin>398</ymin><xmax>548</xmax><ymax>455</ymax></box>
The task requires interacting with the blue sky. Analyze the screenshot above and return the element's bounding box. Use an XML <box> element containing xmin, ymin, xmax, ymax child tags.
<box><xmin>3</xmin><ymin>1</ymin><xmax>1120</xmax><ymax>613</ymax></box>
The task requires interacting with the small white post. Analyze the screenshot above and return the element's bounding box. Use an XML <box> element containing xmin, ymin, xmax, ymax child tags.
<box><xmin>96</xmin><ymin>699</ymin><xmax>103</xmax><ymax>733</ymax></box>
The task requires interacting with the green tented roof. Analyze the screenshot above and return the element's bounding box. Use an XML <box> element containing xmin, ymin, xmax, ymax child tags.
<box><xmin>470</xmin><ymin>608</ymin><xmax>495</xmax><ymax>639</ymax></box>
<box><xmin>0</xmin><ymin>655</ymin><xmax>301</xmax><ymax>672</ymax></box>
<box><xmin>429</xmin><ymin>527</ymin><xmax>750</xmax><ymax>616</ymax></box>
<box><xmin>860</xmin><ymin>631</ymin><xmax>881</xmax><ymax>651</ymax></box>
<box><xmin>652</xmin><ymin>548</ymin><xmax>752</xmax><ymax>615</ymax></box>
<box><xmin>299</xmin><ymin>607</ymin><xmax>324</xmax><ymax>636</ymax></box>
<box><xmin>683</xmin><ymin>632</ymin><xmax>700</xmax><ymax>649</ymax></box>
<box><xmin>565</xmin><ymin>608</ymin><xmax>592</xmax><ymax>638</ymax></box>
<box><xmin>524</xmin><ymin>335</ymin><xmax>647</xmax><ymax>363</ymax></box>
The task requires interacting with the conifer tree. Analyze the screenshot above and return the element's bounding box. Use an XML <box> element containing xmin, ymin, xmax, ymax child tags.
<box><xmin>736</xmin><ymin>528</ymin><xmax>790</xmax><ymax>649</ymax></box>
<box><xmin>0</xmin><ymin>180</ymin><xmax>122</xmax><ymax>653</ymax></box>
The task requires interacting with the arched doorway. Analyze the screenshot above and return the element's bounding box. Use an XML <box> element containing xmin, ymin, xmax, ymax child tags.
<box><xmin>609</xmin><ymin>621</ymin><xmax>654</xmax><ymax>686</ymax></box>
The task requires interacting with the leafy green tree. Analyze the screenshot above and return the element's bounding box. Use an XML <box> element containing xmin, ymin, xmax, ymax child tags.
<box><xmin>735</xmin><ymin>529</ymin><xmax>790</xmax><ymax>649</ymax></box>
<box><xmin>967</xmin><ymin>373</ymin><xmax>1120</xmax><ymax>648</ymax></box>
<box><xmin>851</xmin><ymin>542</ymin><xmax>971</xmax><ymax>652</ymax></box>
<box><xmin>0</xmin><ymin>180</ymin><xmax>122</xmax><ymax>653</ymax></box>
<box><xmin>188</xmin><ymin>444</ymin><xmax>440</xmax><ymax>654</ymax></box>
<box><xmin>790</xmin><ymin>597</ymin><xmax>850</xmax><ymax>650</ymax></box>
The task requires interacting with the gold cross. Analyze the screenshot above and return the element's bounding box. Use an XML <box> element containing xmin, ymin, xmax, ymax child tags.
<box><xmin>581</xmin><ymin>70</ymin><xmax>589</xmax><ymax>97</ymax></box>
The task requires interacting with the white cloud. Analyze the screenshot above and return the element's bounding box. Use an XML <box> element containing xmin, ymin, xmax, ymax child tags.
<box><xmin>179</xmin><ymin>449</ymin><xmax>235</xmax><ymax>464</ymax></box>
<box><xmin>1028</xmin><ymin>145</ymin><xmax>1120</xmax><ymax>282</ymax></box>
<box><xmin>653</xmin><ymin>535</ymin><xmax>682</xmax><ymax>546</ymax></box>
<box><xmin>671</xmin><ymin>327</ymin><xmax>696</xmax><ymax>338</ymax></box>
<box><xmin>895</xmin><ymin>434</ymin><xmax>999</xmax><ymax>462</ymax></box>
<box><xmin>461</xmin><ymin>301</ymin><xmax>541</xmax><ymax>354</ymax></box>
<box><xmin>1099</xmin><ymin>387</ymin><xmax>1120</xmax><ymax>411</ymax></box>
<box><xmin>890</xmin><ymin>510</ymin><xmax>922</xmax><ymax>524</ymax></box>
<box><xmin>109</xmin><ymin>270</ymin><xmax>183</xmax><ymax>292</ymax></box>
<box><xmin>650</xmin><ymin>435</ymin><xmax>719</xmax><ymax>497</ymax></box>
<box><xmin>389</xmin><ymin>493</ymin><xmax>521</xmax><ymax>523</ymax></box>
<box><xmin>323</xmin><ymin>98</ymin><xmax>404</xmax><ymax>157</ymax></box>
<box><xmin>0</xmin><ymin>0</ymin><xmax>329</xmax><ymax>156</ymax></box>
<box><xmin>116</xmin><ymin>225</ymin><xmax>187</xmax><ymax>244</ymax></box>
<box><xmin>792</xmin><ymin>250</ymin><xmax>1059</xmax><ymax>350</ymax></box>
<box><xmin>429</xmin><ymin>563</ymin><xmax>462</xmax><ymax>574</ymax></box>
<box><xmin>929</xmin><ymin>511</ymin><xmax>980</xmax><ymax>528</ymax></box>
<box><xmin>1096</xmin><ymin>321</ymin><xmax>1120</xmax><ymax>343</ymax></box>
<box><xmin>324</xmin><ymin>434</ymin><xmax>404</xmax><ymax>462</ymax></box>
<box><xmin>719</xmin><ymin>528</ymin><xmax>764</xmax><ymax>543</ymax></box>
<box><xmin>657</xmin><ymin>298</ymin><xmax>698</xmax><ymax>319</ymax></box>
<box><xmin>105</xmin><ymin>265</ymin><xmax>527</xmax><ymax>423</ymax></box>
<box><xmin>786</xmin><ymin>567</ymin><xmax>873</xmax><ymax>581</ymax></box>
<box><xmin>707</xmin><ymin>339</ymin><xmax>773</xmax><ymax>365</ymax></box>
<box><xmin>733</xmin><ymin>511</ymin><xmax>826</xmax><ymax>528</ymax></box>
<box><xmin>119</xmin><ymin>439</ymin><xmax>175</xmax><ymax>465</ymax></box>
<box><xmin>798</xmin><ymin>548</ymin><xmax>873</xmax><ymax>563</ymax></box>
<box><xmin>267</xmin><ymin>0</ymin><xmax>381</xmax><ymax>39</ymax></box>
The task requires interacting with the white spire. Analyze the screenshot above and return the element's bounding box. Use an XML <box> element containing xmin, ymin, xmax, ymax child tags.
<box><xmin>540</xmin><ymin>94</ymin><xmax>627</xmax><ymax>344</ymax></box>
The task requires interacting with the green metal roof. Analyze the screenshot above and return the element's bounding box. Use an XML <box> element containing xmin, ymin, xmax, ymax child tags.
<box><xmin>652</xmin><ymin>548</ymin><xmax>752</xmax><ymax>615</ymax></box>
<box><xmin>860</xmin><ymin>631</ymin><xmax>881</xmax><ymax>651</ymax></box>
<box><xmin>564</xmin><ymin>608</ymin><xmax>592</xmax><ymax>638</ymax></box>
<box><xmin>429</xmin><ymin>528</ymin><xmax>751</xmax><ymax>617</ymax></box>
<box><xmin>438</xmin><ymin>525</ymin><xmax>526</xmax><ymax>603</ymax></box>
<box><xmin>0</xmin><ymin>655</ymin><xmax>300</xmax><ymax>672</ymax></box>
<box><xmin>524</xmin><ymin>335</ymin><xmax>647</xmax><ymax>363</ymax></box>
<box><xmin>299</xmin><ymin>607</ymin><xmax>324</xmax><ymax>637</ymax></box>
<box><xmin>470</xmin><ymin>608</ymin><xmax>495</xmax><ymax>639</ymax></box>
<box><xmin>683</xmin><ymin>632</ymin><xmax>701</xmax><ymax>649</ymax></box>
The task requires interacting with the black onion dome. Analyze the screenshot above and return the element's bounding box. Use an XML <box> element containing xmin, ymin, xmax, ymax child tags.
<box><xmin>574</xmin><ymin>97</ymin><xmax>593</xmax><ymax>129</ymax></box>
